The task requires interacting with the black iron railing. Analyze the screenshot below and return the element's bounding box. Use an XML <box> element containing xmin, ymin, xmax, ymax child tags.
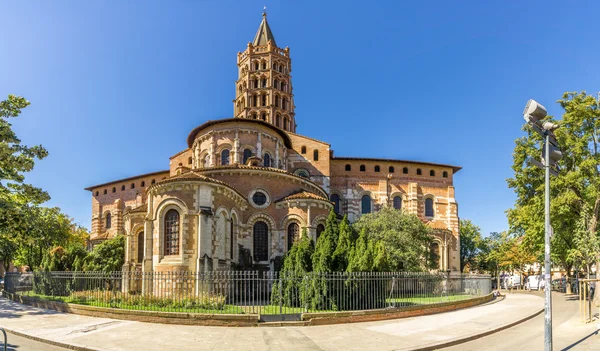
<box><xmin>3</xmin><ymin>271</ymin><xmax>491</xmax><ymax>315</ymax></box>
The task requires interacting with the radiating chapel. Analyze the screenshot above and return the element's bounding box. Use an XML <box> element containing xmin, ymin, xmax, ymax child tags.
<box><xmin>85</xmin><ymin>13</ymin><xmax>462</xmax><ymax>274</ymax></box>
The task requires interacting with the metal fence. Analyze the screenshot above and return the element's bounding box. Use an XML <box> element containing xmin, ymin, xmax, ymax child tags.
<box><xmin>3</xmin><ymin>271</ymin><xmax>491</xmax><ymax>317</ymax></box>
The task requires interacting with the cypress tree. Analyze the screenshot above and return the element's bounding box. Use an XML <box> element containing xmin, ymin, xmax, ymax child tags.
<box><xmin>332</xmin><ymin>215</ymin><xmax>354</xmax><ymax>271</ymax></box>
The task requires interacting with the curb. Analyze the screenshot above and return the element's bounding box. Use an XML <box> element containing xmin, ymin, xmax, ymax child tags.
<box><xmin>3</xmin><ymin>327</ymin><xmax>101</xmax><ymax>351</ymax></box>
<box><xmin>404</xmin><ymin>305</ymin><xmax>544</xmax><ymax>351</ymax></box>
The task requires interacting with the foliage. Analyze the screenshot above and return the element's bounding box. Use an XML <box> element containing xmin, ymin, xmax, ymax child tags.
<box><xmin>459</xmin><ymin>219</ymin><xmax>485</xmax><ymax>272</ymax></box>
<box><xmin>332</xmin><ymin>215</ymin><xmax>353</xmax><ymax>271</ymax></box>
<box><xmin>352</xmin><ymin>207</ymin><xmax>433</xmax><ymax>272</ymax></box>
<box><xmin>83</xmin><ymin>235</ymin><xmax>125</xmax><ymax>272</ymax></box>
<box><xmin>507</xmin><ymin>91</ymin><xmax>600</xmax><ymax>303</ymax></box>
<box><xmin>312</xmin><ymin>210</ymin><xmax>339</xmax><ymax>273</ymax></box>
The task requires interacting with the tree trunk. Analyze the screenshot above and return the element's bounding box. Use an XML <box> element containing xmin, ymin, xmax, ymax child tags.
<box><xmin>590</xmin><ymin>197</ymin><xmax>600</xmax><ymax>306</ymax></box>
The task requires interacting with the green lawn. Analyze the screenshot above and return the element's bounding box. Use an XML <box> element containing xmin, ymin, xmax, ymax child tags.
<box><xmin>386</xmin><ymin>294</ymin><xmax>473</xmax><ymax>305</ymax></box>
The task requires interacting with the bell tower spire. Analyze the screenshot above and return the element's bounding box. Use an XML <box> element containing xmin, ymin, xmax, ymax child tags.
<box><xmin>233</xmin><ymin>12</ymin><xmax>296</xmax><ymax>132</ymax></box>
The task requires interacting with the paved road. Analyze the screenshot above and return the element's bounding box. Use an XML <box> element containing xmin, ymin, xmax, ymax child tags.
<box><xmin>3</xmin><ymin>332</ymin><xmax>68</xmax><ymax>351</ymax></box>
<box><xmin>441</xmin><ymin>291</ymin><xmax>600</xmax><ymax>351</ymax></box>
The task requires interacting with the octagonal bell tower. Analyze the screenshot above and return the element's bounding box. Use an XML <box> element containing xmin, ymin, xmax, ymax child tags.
<box><xmin>233</xmin><ymin>12</ymin><xmax>296</xmax><ymax>133</ymax></box>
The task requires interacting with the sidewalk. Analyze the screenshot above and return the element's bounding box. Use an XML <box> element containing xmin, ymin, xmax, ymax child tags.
<box><xmin>1</xmin><ymin>294</ymin><xmax>543</xmax><ymax>351</ymax></box>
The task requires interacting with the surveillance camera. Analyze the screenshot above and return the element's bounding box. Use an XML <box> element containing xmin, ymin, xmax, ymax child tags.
<box><xmin>523</xmin><ymin>99</ymin><xmax>547</xmax><ymax>121</ymax></box>
<box><xmin>542</xmin><ymin>121</ymin><xmax>559</xmax><ymax>131</ymax></box>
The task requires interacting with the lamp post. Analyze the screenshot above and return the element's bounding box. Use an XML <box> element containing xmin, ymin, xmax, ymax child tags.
<box><xmin>522</xmin><ymin>99</ymin><xmax>562</xmax><ymax>351</ymax></box>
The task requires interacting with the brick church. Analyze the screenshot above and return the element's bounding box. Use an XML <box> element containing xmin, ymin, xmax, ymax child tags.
<box><xmin>85</xmin><ymin>13</ymin><xmax>462</xmax><ymax>275</ymax></box>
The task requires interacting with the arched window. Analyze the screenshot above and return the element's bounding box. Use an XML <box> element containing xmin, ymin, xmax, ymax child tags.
<box><xmin>105</xmin><ymin>213</ymin><xmax>112</xmax><ymax>229</ymax></box>
<box><xmin>360</xmin><ymin>165</ymin><xmax>366</xmax><ymax>172</ymax></box>
<box><xmin>374</xmin><ymin>165</ymin><xmax>380</xmax><ymax>172</ymax></box>
<box><xmin>425</xmin><ymin>198</ymin><xmax>434</xmax><ymax>217</ymax></box>
<box><xmin>330</xmin><ymin>194</ymin><xmax>340</xmax><ymax>214</ymax></box>
<box><xmin>261</xmin><ymin>95</ymin><xmax>267</xmax><ymax>106</ymax></box>
<box><xmin>313</xmin><ymin>150</ymin><xmax>319</xmax><ymax>161</ymax></box>
<box><xmin>316</xmin><ymin>224</ymin><xmax>325</xmax><ymax>240</ymax></box>
<box><xmin>254</xmin><ymin>62</ymin><xmax>260</xmax><ymax>70</ymax></box>
<box><xmin>203</xmin><ymin>154</ymin><xmax>210</xmax><ymax>168</ymax></box>
<box><xmin>137</xmin><ymin>231</ymin><xmax>144</xmax><ymax>263</ymax></box>
<box><xmin>103</xmin><ymin>189</ymin><xmax>107</xmax><ymax>195</ymax></box>
<box><xmin>430</xmin><ymin>170</ymin><xmax>435</xmax><ymax>177</ymax></box>
<box><xmin>389</xmin><ymin>166</ymin><xmax>395</xmax><ymax>173</ymax></box>
<box><xmin>253</xmin><ymin>221</ymin><xmax>268</xmax><ymax>261</ymax></box>
<box><xmin>151</xmin><ymin>179</ymin><xmax>156</xmax><ymax>184</ymax></box>
<box><xmin>430</xmin><ymin>242</ymin><xmax>440</xmax><ymax>268</ymax></box>
<box><xmin>260</xmin><ymin>112</ymin><xmax>266</xmax><ymax>121</ymax></box>
<box><xmin>112</xmin><ymin>187</ymin><xmax>116</xmax><ymax>193</ymax></box>
<box><xmin>188</xmin><ymin>157</ymin><xmax>192</xmax><ymax>165</ymax></box>
<box><xmin>164</xmin><ymin>209</ymin><xmax>180</xmax><ymax>255</ymax></box>
<box><xmin>287</xmin><ymin>223</ymin><xmax>300</xmax><ymax>251</ymax></box>
<box><xmin>221</xmin><ymin>149</ymin><xmax>230</xmax><ymax>166</ymax></box>
<box><xmin>276</xmin><ymin>114</ymin><xmax>281</xmax><ymax>128</ymax></box>
<box><xmin>253</xmin><ymin>95</ymin><xmax>258</xmax><ymax>107</ymax></box>
<box><xmin>294</xmin><ymin>169</ymin><xmax>309</xmax><ymax>178</ymax></box>
<box><xmin>393</xmin><ymin>196</ymin><xmax>402</xmax><ymax>210</ymax></box>
<box><xmin>261</xmin><ymin>78</ymin><xmax>267</xmax><ymax>88</ymax></box>
<box><xmin>301</xmin><ymin>146</ymin><xmax>306</xmax><ymax>154</ymax></box>
<box><xmin>230</xmin><ymin>216</ymin><xmax>236</xmax><ymax>260</ymax></box>
<box><xmin>243</xmin><ymin>149</ymin><xmax>252</xmax><ymax>164</ymax></box>
<box><xmin>261</xmin><ymin>61</ymin><xmax>267</xmax><ymax>70</ymax></box>
<box><xmin>417</xmin><ymin>168</ymin><xmax>422</xmax><ymax>175</ymax></box>
<box><xmin>361</xmin><ymin>195</ymin><xmax>371</xmax><ymax>214</ymax></box>
<box><xmin>131</xmin><ymin>183</ymin><xmax>135</xmax><ymax>189</ymax></box>
<box><xmin>95</xmin><ymin>191</ymin><xmax>99</xmax><ymax>196</ymax></box>
<box><xmin>403</xmin><ymin>167</ymin><xmax>408</xmax><ymax>174</ymax></box>
<box><xmin>283</xmin><ymin>118</ymin><xmax>289</xmax><ymax>130</ymax></box>
<box><xmin>263</xmin><ymin>153</ymin><xmax>271</xmax><ymax>167</ymax></box>
<box><xmin>443</xmin><ymin>171</ymin><xmax>448</xmax><ymax>178</ymax></box>
<box><xmin>142</xmin><ymin>181</ymin><xmax>146</xmax><ymax>187</ymax></box>
<box><xmin>216</xmin><ymin>212</ymin><xmax>227</xmax><ymax>259</ymax></box>
<box><xmin>283</xmin><ymin>98</ymin><xmax>288</xmax><ymax>110</ymax></box>
<box><xmin>275</xmin><ymin>94</ymin><xmax>280</xmax><ymax>107</ymax></box>
<box><xmin>345</xmin><ymin>164</ymin><xmax>351</xmax><ymax>171</ymax></box>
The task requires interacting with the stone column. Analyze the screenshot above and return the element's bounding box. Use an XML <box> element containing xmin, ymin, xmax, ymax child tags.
<box><xmin>233</xmin><ymin>130</ymin><xmax>240</xmax><ymax>164</ymax></box>
<box><xmin>194</xmin><ymin>143</ymin><xmax>200</xmax><ymax>168</ymax></box>
<box><xmin>275</xmin><ymin>141</ymin><xmax>280</xmax><ymax>168</ymax></box>
<box><xmin>257</xmin><ymin>132</ymin><xmax>262</xmax><ymax>158</ymax></box>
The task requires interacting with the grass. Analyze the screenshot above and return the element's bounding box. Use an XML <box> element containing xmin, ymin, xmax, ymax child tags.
<box><xmin>386</xmin><ymin>293</ymin><xmax>473</xmax><ymax>305</ymax></box>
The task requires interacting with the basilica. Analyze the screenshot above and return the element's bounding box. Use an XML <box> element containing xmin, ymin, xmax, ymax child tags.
<box><xmin>86</xmin><ymin>13</ymin><xmax>462</xmax><ymax>275</ymax></box>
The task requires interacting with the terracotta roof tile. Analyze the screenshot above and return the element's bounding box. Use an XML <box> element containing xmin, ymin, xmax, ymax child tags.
<box><xmin>275</xmin><ymin>190</ymin><xmax>329</xmax><ymax>203</ymax></box>
<box><xmin>149</xmin><ymin>171</ymin><xmax>246</xmax><ymax>200</ymax></box>
<box><xmin>128</xmin><ymin>204</ymin><xmax>147</xmax><ymax>214</ymax></box>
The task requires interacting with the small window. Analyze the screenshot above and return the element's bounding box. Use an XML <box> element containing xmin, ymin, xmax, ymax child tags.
<box><xmin>221</xmin><ymin>149</ymin><xmax>230</xmax><ymax>166</ymax></box>
<box><xmin>264</xmin><ymin>153</ymin><xmax>271</xmax><ymax>167</ymax></box>
<box><xmin>301</xmin><ymin>146</ymin><xmax>306</xmax><ymax>154</ymax></box>
<box><xmin>243</xmin><ymin>149</ymin><xmax>253</xmax><ymax>164</ymax></box>
<box><xmin>313</xmin><ymin>150</ymin><xmax>319</xmax><ymax>161</ymax></box>
<box><xmin>95</xmin><ymin>191</ymin><xmax>99</xmax><ymax>196</ymax></box>
<box><xmin>360</xmin><ymin>165</ymin><xmax>366</xmax><ymax>172</ymax></box>
<box><xmin>121</xmin><ymin>185</ymin><xmax>125</xmax><ymax>191</ymax></box>
<box><xmin>188</xmin><ymin>157</ymin><xmax>192</xmax><ymax>165</ymax></box>
<box><xmin>393</xmin><ymin>196</ymin><xmax>402</xmax><ymax>210</ymax></box>
<box><xmin>141</xmin><ymin>181</ymin><xmax>145</xmax><ymax>187</ymax></box>
<box><xmin>294</xmin><ymin>169</ymin><xmax>309</xmax><ymax>178</ymax></box>
<box><xmin>252</xmin><ymin>191</ymin><xmax>267</xmax><ymax>206</ymax></box>
<box><xmin>104</xmin><ymin>189</ymin><xmax>107</xmax><ymax>195</ymax></box>
<box><xmin>374</xmin><ymin>165</ymin><xmax>380</xmax><ymax>172</ymax></box>
<box><xmin>417</xmin><ymin>168</ymin><xmax>422</xmax><ymax>175</ymax></box>
<box><xmin>425</xmin><ymin>198</ymin><xmax>434</xmax><ymax>217</ymax></box>
<box><xmin>151</xmin><ymin>179</ymin><xmax>156</xmax><ymax>184</ymax></box>
<box><xmin>443</xmin><ymin>171</ymin><xmax>448</xmax><ymax>178</ymax></box>
<box><xmin>164</xmin><ymin>209</ymin><xmax>180</xmax><ymax>255</ymax></box>
<box><xmin>316</xmin><ymin>224</ymin><xmax>325</xmax><ymax>239</ymax></box>
<box><xmin>112</xmin><ymin>187</ymin><xmax>116</xmax><ymax>193</ymax></box>
<box><xmin>131</xmin><ymin>183</ymin><xmax>135</xmax><ymax>189</ymax></box>
<box><xmin>330</xmin><ymin>194</ymin><xmax>340</xmax><ymax>214</ymax></box>
<box><xmin>403</xmin><ymin>167</ymin><xmax>408</xmax><ymax>174</ymax></box>
<box><xmin>389</xmin><ymin>166</ymin><xmax>395</xmax><ymax>173</ymax></box>
<box><xmin>345</xmin><ymin>164</ymin><xmax>351</xmax><ymax>171</ymax></box>
<box><xmin>361</xmin><ymin>195</ymin><xmax>371</xmax><ymax>214</ymax></box>
<box><xmin>430</xmin><ymin>170</ymin><xmax>435</xmax><ymax>177</ymax></box>
<box><xmin>105</xmin><ymin>213</ymin><xmax>112</xmax><ymax>229</ymax></box>
<box><xmin>287</xmin><ymin>223</ymin><xmax>300</xmax><ymax>251</ymax></box>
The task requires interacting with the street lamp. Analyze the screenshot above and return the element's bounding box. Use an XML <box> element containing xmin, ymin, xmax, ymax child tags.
<box><xmin>522</xmin><ymin>99</ymin><xmax>562</xmax><ymax>351</ymax></box>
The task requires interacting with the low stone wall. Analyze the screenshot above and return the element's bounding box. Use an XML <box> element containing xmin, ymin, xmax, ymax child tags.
<box><xmin>302</xmin><ymin>293</ymin><xmax>495</xmax><ymax>325</ymax></box>
<box><xmin>4</xmin><ymin>291</ymin><xmax>494</xmax><ymax>327</ymax></box>
<box><xmin>3</xmin><ymin>292</ymin><xmax>259</xmax><ymax>326</ymax></box>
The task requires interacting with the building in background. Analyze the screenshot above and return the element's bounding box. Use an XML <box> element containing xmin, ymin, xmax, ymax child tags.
<box><xmin>85</xmin><ymin>12</ymin><xmax>461</xmax><ymax>276</ymax></box>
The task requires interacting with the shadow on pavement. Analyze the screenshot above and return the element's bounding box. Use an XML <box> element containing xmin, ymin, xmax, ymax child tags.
<box><xmin>561</xmin><ymin>330</ymin><xmax>599</xmax><ymax>351</ymax></box>
<box><xmin>0</xmin><ymin>298</ymin><xmax>61</xmax><ymax>319</ymax></box>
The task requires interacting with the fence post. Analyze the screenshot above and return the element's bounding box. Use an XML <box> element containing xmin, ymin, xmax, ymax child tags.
<box><xmin>279</xmin><ymin>274</ymin><xmax>283</xmax><ymax>320</ymax></box>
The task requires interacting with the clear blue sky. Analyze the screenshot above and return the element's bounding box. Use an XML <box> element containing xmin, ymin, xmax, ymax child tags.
<box><xmin>2</xmin><ymin>1</ymin><xmax>599</xmax><ymax>236</ymax></box>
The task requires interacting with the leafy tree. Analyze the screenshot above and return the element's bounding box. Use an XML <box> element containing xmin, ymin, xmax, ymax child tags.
<box><xmin>459</xmin><ymin>219</ymin><xmax>484</xmax><ymax>272</ymax></box>
<box><xmin>84</xmin><ymin>235</ymin><xmax>125</xmax><ymax>272</ymax></box>
<box><xmin>347</xmin><ymin>228</ymin><xmax>374</xmax><ymax>272</ymax></box>
<box><xmin>312</xmin><ymin>210</ymin><xmax>339</xmax><ymax>273</ymax></box>
<box><xmin>507</xmin><ymin>91</ymin><xmax>600</xmax><ymax>303</ymax></box>
<box><xmin>352</xmin><ymin>207</ymin><xmax>432</xmax><ymax>271</ymax></box>
<box><xmin>332</xmin><ymin>215</ymin><xmax>354</xmax><ymax>271</ymax></box>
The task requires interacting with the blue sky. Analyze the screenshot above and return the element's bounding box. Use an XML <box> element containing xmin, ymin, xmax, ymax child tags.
<box><xmin>1</xmin><ymin>1</ymin><xmax>599</xmax><ymax>236</ymax></box>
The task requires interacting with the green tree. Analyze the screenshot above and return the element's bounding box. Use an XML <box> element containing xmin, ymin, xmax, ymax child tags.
<box><xmin>347</xmin><ymin>228</ymin><xmax>374</xmax><ymax>272</ymax></box>
<box><xmin>352</xmin><ymin>207</ymin><xmax>432</xmax><ymax>271</ymax></box>
<box><xmin>84</xmin><ymin>235</ymin><xmax>125</xmax><ymax>272</ymax></box>
<box><xmin>459</xmin><ymin>219</ymin><xmax>483</xmax><ymax>272</ymax></box>
<box><xmin>312</xmin><ymin>210</ymin><xmax>339</xmax><ymax>273</ymax></box>
<box><xmin>332</xmin><ymin>215</ymin><xmax>354</xmax><ymax>271</ymax></box>
<box><xmin>507</xmin><ymin>91</ymin><xmax>600</xmax><ymax>303</ymax></box>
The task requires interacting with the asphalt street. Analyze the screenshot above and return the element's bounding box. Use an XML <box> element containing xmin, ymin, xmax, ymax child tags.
<box><xmin>441</xmin><ymin>291</ymin><xmax>600</xmax><ymax>351</ymax></box>
<box><xmin>3</xmin><ymin>331</ymin><xmax>69</xmax><ymax>351</ymax></box>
